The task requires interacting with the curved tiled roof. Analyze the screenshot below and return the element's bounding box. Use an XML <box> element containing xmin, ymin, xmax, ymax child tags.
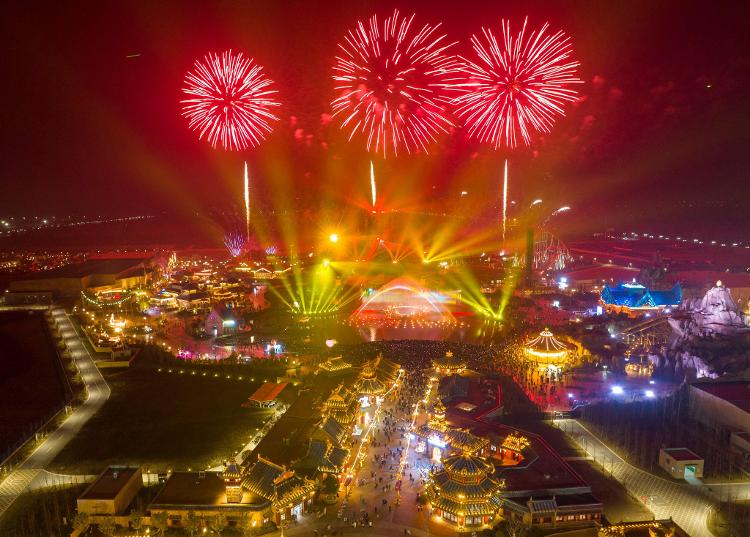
<box><xmin>358</xmin><ymin>376</ymin><xmax>385</xmax><ymax>395</ymax></box>
<box><xmin>223</xmin><ymin>458</ymin><xmax>242</xmax><ymax>480</ymax></box>
<box><xmin>432</xmin><ymin>470</ymin><xmax>502</xmax><ymax>499</ymax></box>
<box><xmin>431</xmin><ymin>493</ymin><xmax>501</xmax><ymax>516</ymax></box>
<box><xmin>445</xmin><ymin>429</ymin><xmax>489</xmax><ymax>454</ymax></box>
<box><xmin>443</xmin><ymin>453</ymin><xmax>494</xmax><ymax>479</ymax></box>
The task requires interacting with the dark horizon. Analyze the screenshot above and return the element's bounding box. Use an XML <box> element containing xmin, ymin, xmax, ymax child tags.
<box><xmin>1</xmin><ymin>0</ymin><xmax>748</xmax><ymax>235</ymax></box>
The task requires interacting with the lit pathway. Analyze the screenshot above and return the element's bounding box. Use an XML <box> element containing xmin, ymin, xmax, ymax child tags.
<box><xmin>347</xmin><ymin>369</ymin><xmax>404</xmax><ymax>486</ymax></box>
<box><xmin>557</xmin><ymin>419</ymin><xmax>714</xmax><ymax>537</ymax></box>
<box><xmin>207</xmin><ymin>402</ymin><xmax>289</xmax><ymax>471</ymax></box>
<box><xmin>0</xmin><ymin>308</ymin><xmax>110</xmax><ymax>520</ymax></box>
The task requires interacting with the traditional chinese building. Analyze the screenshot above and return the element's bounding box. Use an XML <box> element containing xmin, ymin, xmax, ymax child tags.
<box><xmin>356</xmin><ymin>360</ymin><xmax>386</xmax><ymax>402</ymax></box>
<box><xmin>433</xmin><ymin>350</ymin><xmax>467</xmax><ymax>375</ymax></box>
<box><xmin>318</xmin><ymin>356</ymin><xmax>352</xmax><ymax>376</ymax></box>
<box><xmin>242</xmin><ymin>457</ymin><xmax>316</xmax><ymax>524</ymax></box>
<box><xmin>427</xmin><ymin>452</ymin><xmax>505</xmax><ymax>529</ymax></box>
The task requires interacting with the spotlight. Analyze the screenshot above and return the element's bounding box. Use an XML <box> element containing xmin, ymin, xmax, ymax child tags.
<box><xmin>329</xmin><ymin>233</ymin><xmax>339</xmax><ymax>243</ymax></box>
<box><xmin>611</xmin><ymin>385</ymin><xmax>624</xmax><ymax>395</ymax></box>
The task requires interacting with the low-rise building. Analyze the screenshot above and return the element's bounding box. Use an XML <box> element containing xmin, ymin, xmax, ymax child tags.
<box><xmin>600</xmin><ymin>281</ymin><xmax>682</xmax><ymax>317</ymax></box>
<box><xmin>77</xmin><ymin>466</ymin><xmax>142</xmax><ymax>515</ymax></box>
<box><xmin>658</xmin><ymin>447</ymin><xmax>704</xmax><ymax>479</ymax></box>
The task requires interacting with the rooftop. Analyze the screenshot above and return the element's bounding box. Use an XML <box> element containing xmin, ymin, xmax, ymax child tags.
<box><xmin>248</xmin><ymin>382</ymin><xmax>287</xmax><ymax>403</ymax></box>
<box><xmin>662</xmin><ymin>447</ymin><xmax>703</xmax><ymax>461</ymax></box>
<box><xmin>13</xmin><ymin>257</ymin><xmax>146</xmax><ymax>281</ymax></box>
<box><xmin>79</xmin><ymin>467</ymin><xmax>140</xmax><ymax>500</ymax></box>
<box><xmin>150</xmin><ymin>472</ymin><xmax>266</xmax><ymax>508</ymax></box>
<box><xmin>691</xmin><ymin>380</ymin><xmax>750</xmax><ymax>413</ymax></box>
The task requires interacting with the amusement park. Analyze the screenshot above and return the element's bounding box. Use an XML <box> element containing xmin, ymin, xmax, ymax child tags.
<box><xmin>1</xmin><ymin>2</ymin><xmax>749</xmax><ymax>537</ymax></box>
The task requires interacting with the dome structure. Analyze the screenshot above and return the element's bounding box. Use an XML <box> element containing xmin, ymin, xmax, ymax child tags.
<box><xmin>524</xmin><ymin>328</ymin><xmax>571</xmax><ymax>363</ymax></box>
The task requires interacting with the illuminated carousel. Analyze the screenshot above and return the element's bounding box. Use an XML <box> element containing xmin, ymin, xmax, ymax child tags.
<box><xmin>427</xmin><ymin>452</ymin><xmax>505</xmax><ymax>529</ymax></box>
<box><xmin>524</xmin><ymin>328</ymin><xmax>572</xmax><ymax>369</ymax></box>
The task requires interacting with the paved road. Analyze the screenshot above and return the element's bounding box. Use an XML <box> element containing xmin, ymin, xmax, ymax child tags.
<box><xmin>702</xmin><ymin>480</ymin><xmax>750</xmax><ymax>502</ymax></box>
<box><xmin>0</xmin><ymin>308</ymin><xmax>110</xmax><ymax>520</ymax></box>
<box><xmin>557</xmin><ymin>419</ymin><xmax>714</xmax><ymax>537</ymax></box>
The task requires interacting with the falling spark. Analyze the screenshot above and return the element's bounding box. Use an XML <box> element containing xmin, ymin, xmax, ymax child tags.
<box><xmin>502</xmin><ymin>159</ymin><xmax>508</xmax><ymax>242</ymax></box>
<box><xmin>370</xmin><ymin>161</ymin><xmax>377</xmax><ymax>209</ymax></box>
<box><xmin>244</xmin><ymin>162</ymin><xmax>250</xmax><ymax>241</ymax></box>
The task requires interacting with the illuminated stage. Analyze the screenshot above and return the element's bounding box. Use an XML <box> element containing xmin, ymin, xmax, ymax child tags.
<box><xmin>350</xmin><ymin>278</ymin><xmax>470</xmax><ymax>341</ymax></box>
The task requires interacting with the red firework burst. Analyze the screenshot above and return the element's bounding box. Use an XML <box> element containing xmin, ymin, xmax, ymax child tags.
<box><xmin>454</xmin><ymin>18</ymin><xmax>581</xmax><ymax>149</ymax></box>
<box><xmin>181</xmin><ymin>50</ymin><xmax>280</xmax><ymax>151</ymax></box>
<box><xmin>332</xmin><ymin>10</ymin><xmax>460</xmax><ymax>157</ymax></box>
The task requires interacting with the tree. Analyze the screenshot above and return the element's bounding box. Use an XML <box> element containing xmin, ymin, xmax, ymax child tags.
<box><xmin>129</xmin><ymin>510</ymin><xmax>144</xmax><ymax>533</ymax></box>
<box><xmin>72</xmin><ymin>512</ymin><xmax>90</xmax><ymax>535</ymax></box>
<box><xmin>209</xmin><ymin>513</ymin><xmax>228</xmax><ymax>535</ymax></box>
<box><xmin>321</xmin><ymin>475</ymin><xmax>339</xmax><ymax>495</ymax></box>
<box><xmin>238</xmin><ymin>514</ymin><xmax>256</xmax><ymax>537</ymax></box>
<box><xmin>98</xmin><ymin>515</ymin><xmax>117</xmax><ymax>537</ymax></box>
<box><xmin>183</xmin><ymin>510</ymin><xmax>202</xmax><ymax>537</ymax></box>
<box><xmin>497</xmin><ymin>517</ymin><xmax>526</xmax><ymax>537</ymax></box>
<box><xmin>150</xmin><ymin>511</ymin><xmax>169</xmax><ymax>537</ymax></box>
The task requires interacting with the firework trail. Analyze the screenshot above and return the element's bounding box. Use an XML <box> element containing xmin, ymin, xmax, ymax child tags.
<box><xmin>502</xmin><ymin>159</ymin><xmax>508</xmax><ymax>241</ymax></box>
<box><xmin>370</xmin><ymin>160</ymin><xmax>377</xmax><ymax>208</ymax></box>
<box><xmin>244</xmin><ymin>161</ymin><xmax>250</xmax><ymax>240</ymax></box>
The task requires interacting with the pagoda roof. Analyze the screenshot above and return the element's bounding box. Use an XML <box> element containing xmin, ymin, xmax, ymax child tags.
<box><xmin>223</xmin><ymin>458</ymin><xmax>242</xmax><ymax>479</ymax></box>
<box><xmin>431</xmin><ymin>493</ymin><xmax>501</xmax><ymax>517</ymax></box>
<box><xmin>501</xmin><ymin>432</ymin><xmax>532</xmax><ymax>453</ymax></box>
<box><xmin>445</xmin><ymin>429</ymin><xmax>489</xmax><ymax>454</ymax></box>
<box><xmin>274</xmin><ymin>472</ymin><xmax>315</xmax><ymax>507</ymax></box>
<box><xmin>330</xmin><ymin>409</ymin><xmax>357</xmax><ymax>427</ymax></box>
<box><xmin>322</xmin><ymin>416</ymin><xmax>347</xmax><ymax>446</ymax></box>
<box><xmin>375</xmin><ymin>356</ymin><xmax>401</xmax><ymax>380</ymax></box>
<box><xmin>358</xmin><ymin>376</ymin><xmax>386</xmax><ymax>395</ymax></box>
<box><xmin>242</xmin><ymin>457</ymin><xmax>284</xmax><ymax>499</ymax></box>
<box><xmin>442</xmin><ymin>453</ymin><xmax>494</xmax><ymax>480</ymax></box>
<box><xmin>319</xmin><ymin>356</ymin><xmax>352</xmax><ymax>372</ymax></box>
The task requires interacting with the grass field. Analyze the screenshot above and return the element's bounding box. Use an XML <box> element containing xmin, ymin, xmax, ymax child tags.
<box><xmin>51</xmin><ymin>367</ymin><xmax>274</xmax><ymax>473</ymax></box>
<box><xmin>0</xmin><ymin>311</ymin><xmax>66</xmax><ymax>458</ymax></box>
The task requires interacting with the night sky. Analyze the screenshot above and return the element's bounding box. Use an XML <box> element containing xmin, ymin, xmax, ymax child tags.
<box><xmin>1</xmin><ymin>1</ymin><xmax>748</xmax><ymax>236</ymax></box>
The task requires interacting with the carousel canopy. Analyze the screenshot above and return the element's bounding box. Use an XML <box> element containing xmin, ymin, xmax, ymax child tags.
<box><xmin>525</xmin><ymin>328</ymin><xmax>571</xmax><ymax>359</ymax></box>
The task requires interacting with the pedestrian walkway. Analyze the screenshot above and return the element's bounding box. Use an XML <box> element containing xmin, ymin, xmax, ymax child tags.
<box><xmin>558</xmin><ymin>419</ymin><xmax>714</xmax><ymax>537</ymax></box>
<box><xmin>0</xmin><ymin>309</ymin><xmax>110</xmax><ymax>520</ymax></box>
